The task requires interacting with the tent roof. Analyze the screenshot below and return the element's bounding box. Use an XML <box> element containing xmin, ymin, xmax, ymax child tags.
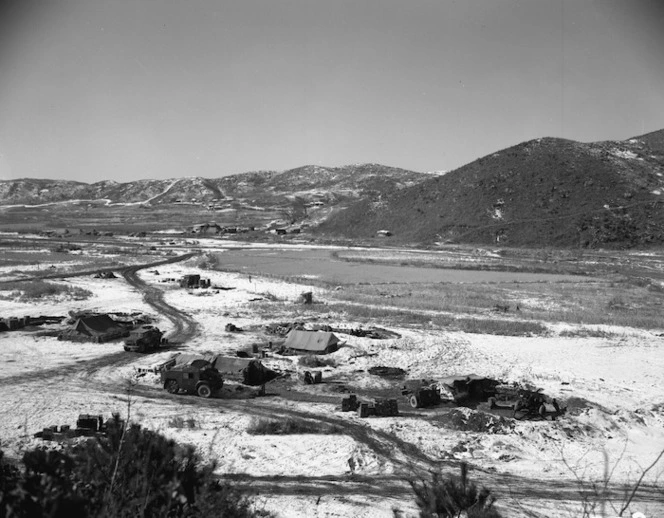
<box><xmin>173</xmin><ymin>353</ymin><xmax>215</xmax><ymax>365</ymax></box>
<box><xmin>73</xmin><ymin>314</ymin><xmax>123</xmax><ymax>336</ymax></box>
<box><xmin>213</xmin><ymin>356</ymin><xmax>253</xmax><ymax>374</ymax></box>
<box><xmin>284</xmin><ymin>330</ymin><xmax>339</xmax><ymax>352</ymax></box>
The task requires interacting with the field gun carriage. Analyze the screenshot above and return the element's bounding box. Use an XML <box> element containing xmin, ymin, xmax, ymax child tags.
<box><xmin>488</xmin><ymin>384</ymin><xmax>563</xmax><ymax>420</ymax></box>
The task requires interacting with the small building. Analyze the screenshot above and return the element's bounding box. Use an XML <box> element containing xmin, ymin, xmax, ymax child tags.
<box><xmin>179</xmin><ymin>274</ymin><xmax>201</xmax><ymax>287</ymax></box>
<box><xmin>284</xmin><ymin>330</ymin><xmax>340</xmax><ymax>355</ymax></box>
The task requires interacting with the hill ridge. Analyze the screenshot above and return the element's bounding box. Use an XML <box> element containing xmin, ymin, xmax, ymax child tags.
<box><xmin>0</xmin><ymin>163</ymin><xmax>428</xmax><ymax>206</ymax></box>
<box><xmin>316</xmin><ymin>131</ymin><xmax>664</xmax><ymax>248</ymax></box>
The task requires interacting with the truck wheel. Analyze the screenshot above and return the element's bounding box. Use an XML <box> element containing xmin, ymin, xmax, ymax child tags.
<box><xmin>165</xmin><ymin>380</ymin><xmax>179</xmax><ymax>394</ymax></box>
<box><xmin>197</xmin><ymin>384</ymin><xmax>212</xmax><ymax>398</ymax></box>
<box><xmin>409</xmin><ymin>395</ymin><xmax>419</xmax><ymax>408</ymax></box>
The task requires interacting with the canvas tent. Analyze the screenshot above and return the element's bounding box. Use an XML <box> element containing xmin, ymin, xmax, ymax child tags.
<box><xmin>284</xmin><ymin>330</ymin><xmax>340</xmax><ymax>354</ymax></box>
<box><xmin>59</xmin><ymin>314</ymin><xmax>127</xmax><ymax>343</ymax></box>
<box><xmin>212</xmin><ymin>356</ymin><xmax>280</xmax><ymax>386</ymax></box>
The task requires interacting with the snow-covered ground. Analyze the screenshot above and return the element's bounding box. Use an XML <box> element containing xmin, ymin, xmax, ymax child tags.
<box><xmin>0</xmin><ymin>256</ymin><xmax>662</xmax><ymax>518</ymax></box>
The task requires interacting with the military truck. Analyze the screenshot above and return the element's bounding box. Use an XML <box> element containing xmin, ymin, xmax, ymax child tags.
<box><xmin>161</xmin><ymin>359</ymin><xmax>224</xmax><ymax>398</ymax></box>
<box><xmin>124</xmin><ymin>325</ymin><xmax>164</xmax><ymax>353</ymax></box>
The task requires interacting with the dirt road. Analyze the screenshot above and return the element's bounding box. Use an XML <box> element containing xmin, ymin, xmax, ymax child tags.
<box><xmin>121</xmin><ymin>257</ymin><xmax>199</xmax><ymax>343</ymax></box>
<box><xmin>0</xmin><ymin>252</ymin><xmax>200</xmax><ymax>388</ymax></box>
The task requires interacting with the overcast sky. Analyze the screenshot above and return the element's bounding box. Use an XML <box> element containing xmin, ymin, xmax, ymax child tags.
<box><xmin>1</xmin><ymin>0</ymin><xmax>663</xmax><ymax>183</ymax></box>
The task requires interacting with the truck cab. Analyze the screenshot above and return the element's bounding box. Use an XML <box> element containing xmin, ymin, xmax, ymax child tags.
<box><xmin>161</xmin><ymin>360</ymin><xmax>224</xmax><ymax>398</ymax></box>
<box><xmin>124</xmin><ymin>325</ymin><xmax>164</xmax><ymax>353</ymax></box>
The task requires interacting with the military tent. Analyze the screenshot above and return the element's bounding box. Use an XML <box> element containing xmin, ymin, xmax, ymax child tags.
<box><xmin>284</xmin><ymin>330</ymin><xmax>340</xmax><ymax>354</ymax></box>
<box><xmin>59</xmin><ymin>314</ymin><xmax>127</xmax><ymax>343</ymax></box>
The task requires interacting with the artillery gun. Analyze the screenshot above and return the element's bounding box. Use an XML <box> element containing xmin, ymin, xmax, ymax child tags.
<box><xmin>489</xmin><ymin>384</ymin><xmax>563</xmax><ymax>420</ymax></box>
<box><xmin>401</xmin><ymin>379</ymin><xmax>442</xmax><ymax>408</ymax></box>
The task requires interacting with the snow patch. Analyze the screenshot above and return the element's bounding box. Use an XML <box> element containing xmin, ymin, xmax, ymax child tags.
<box><xmin>611</xmin><ymin>148</ymin><xmax>638</xmax><ymax>160</ymax></box>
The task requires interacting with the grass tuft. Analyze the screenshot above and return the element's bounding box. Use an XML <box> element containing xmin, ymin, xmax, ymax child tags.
<box><xmin>168</xmin><ymin>416</ymin><xmax>197</xmax><ymax>429</ymax></box>
<box><xmin>247</xmin><ymin>417</ymin><xmax>343</xmax><ymax>435</ymax></box>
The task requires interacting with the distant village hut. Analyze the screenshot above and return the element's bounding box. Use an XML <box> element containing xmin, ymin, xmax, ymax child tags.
<box><xmin>179</xmin><ymin>274</ymin><xmax>201</xmax><ymax>288</ymax></box>
<box><xmin>284</xmin><ymin>330</ymin><xmax>340</xmax><ymax>355</ymax></box>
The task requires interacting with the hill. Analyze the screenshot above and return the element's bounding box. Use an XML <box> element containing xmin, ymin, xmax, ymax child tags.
<box><xmin>0</xmin><ymin>164</ymin><xmax>427</xmax><ymax>207</ymax></box>
<box><xmin>316</xmin><ymin>132</ymin><xmax>664</xmax><ymax>248</ymax></box>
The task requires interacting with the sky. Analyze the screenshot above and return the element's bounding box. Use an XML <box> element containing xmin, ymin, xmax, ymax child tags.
<box><xmin>0</xmin><ymin>0</ymin><xmax>663</xmax><ymax>183</ymax></box>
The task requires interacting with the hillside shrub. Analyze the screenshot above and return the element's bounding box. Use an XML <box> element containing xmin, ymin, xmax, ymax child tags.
<box><xmin>453</xmin><ymin>318</ymin><xmax>548</xmax><ymax>336</ymax></box>
<box><xmin>258</xmin><ymin>291</ymin><xmax>282</xmax><ymax>302</ymax></box>
<box><xmin>558</xmin><ymin>327</ymin><xmax>616</xmax><ymax>338</ymax></box>
<box><xmin>0</xmin><ymin>280</ymin><xmax>92</xmax><ymax>301</ymax></box>
<box><xmin>195</xmin><ymin>253</ymin><xmax>219</xmax><ymax>270</ymax></box>
<box><xmin>0</xmin><ymin>418</ymin><xmax>269</xmax><ymax>518</ymax></box>
<box><xmin>409</xmin><ymin>463</ymin><xmax>504</xmax><ymax>518</ymax></box>
<box><xmin>437</xmin><ymin>409</ymin><xmax>514</xmax><ymax>434</ymax></box>
<box><xmin>53</xmin><ymin>243</ymin><xmax>82</xmax><ymax>253</ymax></box>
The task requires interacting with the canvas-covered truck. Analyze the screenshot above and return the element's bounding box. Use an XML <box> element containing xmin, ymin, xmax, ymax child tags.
<box><xmin>124</xmin><ymin>325</ymin><xmax>165</xmax><ymax>353</ymax></box>
<box><xmin>161</xmin><ymin>359</ymin><xmax>224</xmax><ymax>398</ymax></box>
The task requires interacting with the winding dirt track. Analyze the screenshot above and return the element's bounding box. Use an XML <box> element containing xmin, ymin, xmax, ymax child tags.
<box><xmin>120</xmin><ymin>256</ymin><xmax>200</xmax><ymax>343</ymax></box>
<box><xmin>0</xmin><ymin>253</ymin><xmax>200</xmax><ymax>389</ymax></box>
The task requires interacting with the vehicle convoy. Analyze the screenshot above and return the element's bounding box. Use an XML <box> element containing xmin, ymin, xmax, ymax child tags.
<box><xmin>124</xmin><ymin>325</ymin><xmax>165</xmax><ymax>353</ymax></box>
<box><xmin>161</xmin><ymin>360</ymin><xmax>224</xmax><ymax>398</ymax></box>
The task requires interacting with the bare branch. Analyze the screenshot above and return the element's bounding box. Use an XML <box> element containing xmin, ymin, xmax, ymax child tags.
<box><xmin>619</xmin><ymin>447</ymin><xmax>664</xmax><ymax>516</ymax></box>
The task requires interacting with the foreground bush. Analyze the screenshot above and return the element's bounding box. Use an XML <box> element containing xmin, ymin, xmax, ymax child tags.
<box><xmin>409</xmin><ymin>463</ymin><xmax>503</xmax><ymax>518</ymax></box>
<box><xmin>0</xmin><ymin>418</ymin><xmax>269</xmax><ymax>518</ymax></box>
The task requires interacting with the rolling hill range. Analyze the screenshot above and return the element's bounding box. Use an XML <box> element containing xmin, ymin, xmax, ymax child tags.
<box><xmin>316</xmin><ymin>130</ymin><xmax>664</xmax><ymax>248</ymax></box>
<box><xmin>0</xmin><ymin>164</ymin><xmax>426</xmax><ymax>207</ymax></box>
